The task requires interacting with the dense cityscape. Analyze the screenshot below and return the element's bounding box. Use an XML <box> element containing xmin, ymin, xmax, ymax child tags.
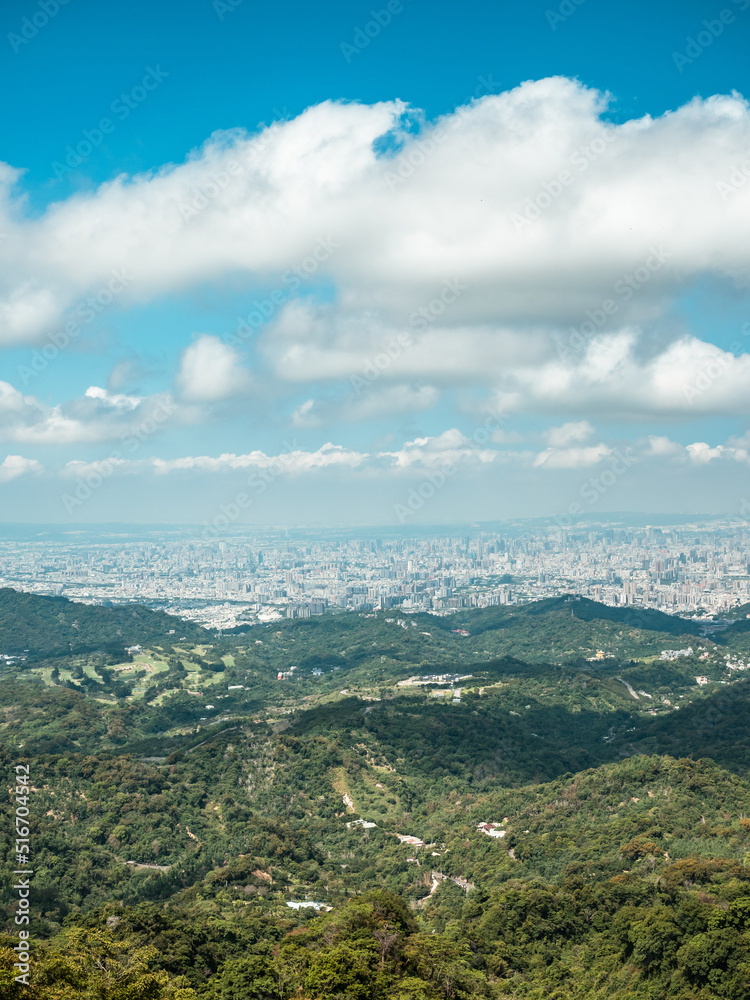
<box><xmin>2</xmin><ymin>519</ymin><xmax>749</xmax><ymax>630</ymax></box>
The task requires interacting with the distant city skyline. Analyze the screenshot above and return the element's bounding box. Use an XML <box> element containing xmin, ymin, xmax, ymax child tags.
<box><xmin>1</xmin><ymin>0</ymin><xmax>749</xmax><ymax>524</ymax></box>
<box><xmin>4</xmin><ymin>520</ymin><xmax>750</xmax><ymax>631</ymax></box>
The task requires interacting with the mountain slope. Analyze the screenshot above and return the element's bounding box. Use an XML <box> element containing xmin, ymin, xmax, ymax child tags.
<box><xmin>0</xmin><ymin>587</ymin><xmax>207</xmax><ymax>656</ymax></box>
<box><xmin>2</xmin><ymin>590</ymin><xmax>750</xmax><ymax>997</ymax></box>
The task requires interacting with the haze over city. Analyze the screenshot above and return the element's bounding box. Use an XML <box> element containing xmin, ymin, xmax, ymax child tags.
<box><xmin>3</xmin><ymin>518</ymin><xmax>750</xmax><ymax>632</ymax></box>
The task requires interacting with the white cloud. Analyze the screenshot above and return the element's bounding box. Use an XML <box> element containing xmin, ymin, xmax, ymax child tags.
<box><xmin>15</xmin><ymin>425</ymin><xmax>750</xmax><ymax>489</ymax></box>
<box><xmin>344</xmin><ymin>384</ymin><xmax>439</xmax><ymax>422</ymax></box>
<box><xmin>60</xmin><ymin>456</ymin><xmax>134</xmax><ymax>479</ymax></box>
<box><xmin>490</xmin><ymin>428</ymin><xmax>528</xmax><ymax>444</ymax></box>
<box><xmin>298</xmin><ymin>384</ymin><xmax>440</xmax><ymax>427</ymax></box>
<box><xmin>29</xmin><ymin>432</ymin><xmax>516</xmax><ymax>480</ymax></box>
<box><xmin>266</xmin><ymin>301</ymin><xmax>547</xmax><ymax>384</ymax></box>
<box><xmin>0</xmin><ymin>285</ymin><xmax>63</xmax><ymax>345</ymax></box>
<box><xmin>176</xmin><ymin>335</ymin><xmax>251</xmax><ymax>402</ymax></box>
<box><xmin>5</xmin><ymin>77</ymin><xmax>750</xmax><ymax>517</ymax></box>
<box><xmin>0</xmin><ymin>379</ymin><xmax>175</xmax><ymax>445</ymax></box>
<box><xmin>533</xmin><ymin>443</ymin><xmax>612</xmax><ymax>469</ymax></box>
<box><xmin>84</xmin><ymin>385</ymin><xmax>141</xmax><ymax>409</ymax></box>
<box><xmin>380</xmin><ymin>429</ymin><xmax>498</xmax><ymax>470</ymax></box>
<box><xmin>289</xmin><ymin>383</ymin><xmax>439</xmax><ymax>428</ymax></box>
<box><xmin>0</xmin><ymin>79</ymin><xmax>748</xmax><ymax>397</ymax></box>
<box><xmin>291</xmin><ymin>398</ymin><xmax>319</xmax><ymax>428</ymax></box>
<box><xmin>0</xmin><ymin>454</ymin><xmax>42</xmax><ymax>482</ymax></box>
<box><xmin>636</xmin><ymin>434</ymin><xmax>750</xmax><ymax>466</ymax></box>
<box><xmin>686</xmin><ymin>442</ymin><xmax>725</xmax><ymax>464</ymax></box>
<box><xmin>492</xmin><ymin>334</ymin><xmax>750</xmax><ymax>419</ymax></box>
<box><xmin>152</xmin><ymin>442</ymin><xmax>367</xmax><ymax>475</ymax></box>
<box><xmin>645</xmin><ymin>435</ymin><xmax>683</xmax><ymax>457</ymax></box>
<box><xmin>544</xmin><ymin>421</ymin><xmax>594</xmax><ymax>447</ymax></box>
<box><xmin>638</xmin><ymin>434</ymin><xmax>750</xmax><ymax>468</ymax></box>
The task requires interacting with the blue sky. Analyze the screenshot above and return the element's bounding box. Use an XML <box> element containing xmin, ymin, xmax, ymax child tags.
<box><xmin>1</xmin><ymin>0</ymin><xmax>750</xmax><ymax>525</ymax></box>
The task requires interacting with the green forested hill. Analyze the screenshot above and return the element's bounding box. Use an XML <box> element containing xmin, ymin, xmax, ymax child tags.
<box><xmin>2</xmin><ymin>590</ymin><xmax>750</xmax><ymax>998</ymax></box>
<box><xmin>274</xmin><ymin>594</ymin><xmax>708</xmax><ymax>666</ymax></box>
<box><xmin>0</xmin><ymin>587</ymin><xmax>207</xmax><ymax>656</ymax></box>
<box><xmin>444</xmin><ymin>594</ymin><xmax>706</xmax><ymax>638</ymax></box>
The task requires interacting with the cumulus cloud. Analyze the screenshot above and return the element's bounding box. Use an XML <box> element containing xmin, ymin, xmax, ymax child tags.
<box><xmin>84</xmin><ymin>385</ymin><xmax>141</xmax><ymax>409</ymax></box>
<box><xmin>6</xmin><ymin>78</ymin><xmax>750</xmax><ymax>518</ymax></box>
<box><xmin>533</xmin><ymin>443</ymin><xmax>612</xmax><ymax>469</ymax></box>
<box><xmin>490</xmin><ymin>428</ymin><xmax>528</xmax><ymax>444</ymax></box>
<box><xmin>176</xmin><ymin>335</ymin><xmax>251</xmax><ymax>402</ymax></box>
<box><xmin>291</xmin><ymin>398</ymin><xmax>319</xmax><ymax>428</ymax></box>
<box><xmin>15</xmin><ymin>423</ymin><xmax>750</xmax><ymax>490</ymax></box>
<box><xmin>544</xmin><ymin>421</ymin><xmax>594</xmax><ymax>447</ymax></box>
<box><xmin>263</xmin><ymin>310</ymin><xmax>750</xmax><ymax>422</ymax></box>
<box><xmin>0</xmin><ymin>454</ymin><xmax>42</xmax><ymax>482</ymax></box>
<box><xmin>345</xmin><ymin>384</ymin><xmax>439</xmax><ymax>421</ymax></box>
<box><xmin>265</xmin><ymin>301</ymin><xmax>547</xmax><ymax>384</ymax></box>
<box><xmin>639</xmin><ymin>434</ymin><xmax>750</xmax><ymax>466</ymax></box>
<box><xmin>380</xmin><ymin>429</ymin><xmax>498</xmax><ymax>470</ymax></box>
<box><xmin>152</xmin><ymin>442</ymin><xmax>367</xmax><ymax>475</ymax></box>
<box><xmin>292</xmin><ymin>384</ymin><xmax>440</xmax><ymax>427</ymax></box>
<box><xmin>0</xmin><ymin>380</ymin><xmax>175</xmax><ymax>445</ymax></box>
<box><xmin>1</xmin><ymin>78</ymin><xmax>750</xmax><ymax>367</ymax></box>
<box><xmin>60</xmin><ymin>456</ymin><xmax>134</xmax><ymax>479</ymax></box>
<box><xmin>644</xmin><ymin>435</ymin><xmax>684</xmax><ymax>457</ymax></box>
<box><xmin>29</xmin><ymin>432</ymin><xmax>521</xmax><ymax>480</ymax></box>
<box><xmin>492</xmin><ymin>334</ymin><xmax>750</xmax><ymax>419</ymax></box>
<box><xmin>686</xmin><ymin>442</ymin><xmax>726</xmax><ymax>464</ymax></box>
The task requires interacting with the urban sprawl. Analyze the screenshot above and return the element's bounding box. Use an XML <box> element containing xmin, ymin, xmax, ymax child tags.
<box><xmin>2</xmin><ymin>521</ymin><xmax>749</xmax><ymax>630</ymax></box>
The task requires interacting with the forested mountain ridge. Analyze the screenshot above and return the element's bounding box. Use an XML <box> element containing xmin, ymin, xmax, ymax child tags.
<box><xmin>2</xmin><ymin>588</ymin><xmax>750</xmax><ymax>998</ymax></box>
<box><xmin>444</xmin><ymin>594</ymin><xmax>708</xmax><ymax>637</ymax></box>
<box><xmin>0</xmin><ymin>587</ymin><xmax>725</xmax><ymax>663</ymax></box>
<box><xmin>0</xmin><ymin>587</ymin><xmax>207</xmax><ymax>657</ymax></box>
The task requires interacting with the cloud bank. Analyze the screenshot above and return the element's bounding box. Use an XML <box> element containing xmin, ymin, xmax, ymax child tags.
<box><xmin>2</xmin><ymin>77</ymin><xmax>750</xmax><ymax>519</ymax></box>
